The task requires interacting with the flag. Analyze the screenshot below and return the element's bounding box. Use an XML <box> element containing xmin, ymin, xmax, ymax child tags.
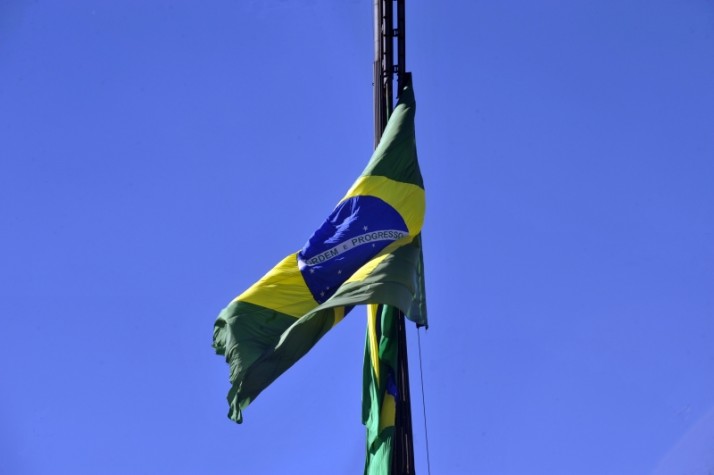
<box><xmin>213</xmin><ymin>82</ymin><xmax>425</xmax><ymax>423</ymax></box>
<box><xmin>362</xmin><ymin>304</ymin><xmax>399</xmax><ymax>475</ymax></box>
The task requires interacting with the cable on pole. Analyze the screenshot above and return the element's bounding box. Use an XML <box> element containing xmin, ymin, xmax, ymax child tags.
<box><xmin>417</xmin><ymin>327</ymin><xmax>432</xmax><ymax>475</ymax></box>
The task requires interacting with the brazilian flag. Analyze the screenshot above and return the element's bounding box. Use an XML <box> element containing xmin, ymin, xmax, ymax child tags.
<box><xmin>213</xmin><ymin>82</ymin><xmax>426</xmax><ymax>424</ymax></box>
<box><xmin>362</xmin><ymin>304</ymin><xmax>399</xmax><ymax>475</ymax></box>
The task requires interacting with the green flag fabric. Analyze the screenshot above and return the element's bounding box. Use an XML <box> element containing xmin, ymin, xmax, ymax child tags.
<box><xmin>362</xmin><ymin>304</ymin><xmax>399</xmax><ymax>475</ymax></box>
<box><xmin>213</xmin><ymin>82</ymin><xmax>426</xmax><ymax>423</ymax></box>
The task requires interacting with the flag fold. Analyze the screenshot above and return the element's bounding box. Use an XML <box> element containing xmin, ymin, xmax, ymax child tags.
<box><xmin>362</xmin><ymin>304</ymin><xmax>399</xmax><ymax>475</ymax></box>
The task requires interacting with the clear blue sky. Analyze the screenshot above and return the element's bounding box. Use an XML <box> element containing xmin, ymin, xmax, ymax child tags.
<box><xmin>2</xmin><ymin>1</ymin><xmax>714</xmax><ymax>474</ymax></box>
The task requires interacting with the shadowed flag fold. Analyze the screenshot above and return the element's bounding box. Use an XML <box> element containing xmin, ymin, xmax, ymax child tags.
<box><xmin>213</xmin><ymin>82</ymin><xmax>426</xmax><ymax>423</ymax></box>
<box><xmin>362</xmin><ymin>304</ymin><xmax>399</xmax><ymax>475</ymax></box>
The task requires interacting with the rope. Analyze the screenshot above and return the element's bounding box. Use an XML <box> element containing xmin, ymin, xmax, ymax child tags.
<box><xmin>417</xmin><ymin>327</ymin><xmax>432</xmax><ymax>475</ymax></box>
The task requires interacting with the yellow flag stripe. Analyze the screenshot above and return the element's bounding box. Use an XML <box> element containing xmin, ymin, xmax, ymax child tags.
<box><xmin>236</xmin><ymin>253</ymin><xmax>317</xmax><ymax>318</ymax></box>
<box><xmin>367</xmin><ymin>304</ymin><xmax>380</xmax><ymax>384</ymax></box>
<box><xmin>346</xmin><ymin>254</ymin><xmax>388</xmax><ymax>285</ymax></box>
<box><xmin>379</xmin><ymin>393</ymin><xmax>396</xmax><ymax>431</ymax></box>
<box><xmin>332</xmin><ymin>306</ymin><xmax>345</xmax><ymax>326</ymax></box>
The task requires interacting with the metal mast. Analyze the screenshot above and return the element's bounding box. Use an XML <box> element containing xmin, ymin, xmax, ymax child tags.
<box><xmin>373</xmin><ymin>0</ymin><xmax>408</xmax><ymax>145</ymax></box>
<box><xmin>373</xmin><ymin>1</ymin><xmax>416</xmax><ymax>473</ymax></box>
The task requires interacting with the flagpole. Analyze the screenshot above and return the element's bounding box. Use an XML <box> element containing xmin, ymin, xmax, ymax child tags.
<box><xmin>373</xmin><ymin>1</ymin><xmax>416</xmax><ymax>473</ymax></box>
